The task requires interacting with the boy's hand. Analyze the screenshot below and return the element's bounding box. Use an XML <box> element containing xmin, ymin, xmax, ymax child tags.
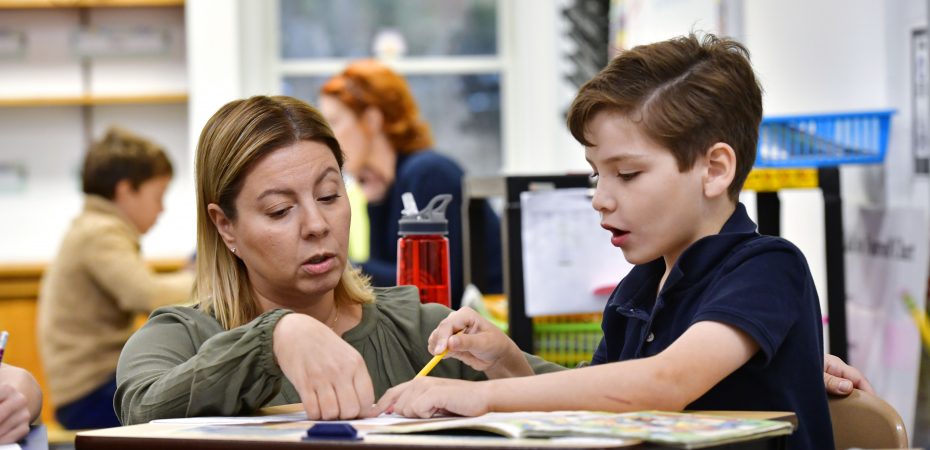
<box><xmin>376</xmin><ymin>378</ymin><xmax>490</xmax><ymax>418</ymax></box>
<box><xmin>429</xmin><ymin>307</ymin><xmax>532</xmax><ymax>378</ymax></box>
<box><xmin>824</xmin><ymin>353</ymin><xmax>874</xmax><ymax>395</ymax></box>
<box><xmin>0</xmin><ymin>384</ymin><xmax>30</xmax><ymax>444</ymax></box>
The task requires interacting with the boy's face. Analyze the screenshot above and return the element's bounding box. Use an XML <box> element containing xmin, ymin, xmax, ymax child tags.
<box><xmin>585</xmin><ymin>111</ymin><xmax>710</xmax><ymax>267</ymax></box>
<box><xmin>115</xmin><ymin>175</ymin><xmax>170</xmax><ymax>235</ymax></box>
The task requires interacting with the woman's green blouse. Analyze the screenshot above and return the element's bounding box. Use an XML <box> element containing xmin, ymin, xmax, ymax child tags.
<box><xmin>114</xmin><ymin>285</ymin><xmax>564</xmax><ymax>425</ymax></box>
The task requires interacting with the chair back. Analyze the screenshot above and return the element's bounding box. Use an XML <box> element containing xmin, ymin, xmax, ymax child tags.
<box><xmin>829</xmin><ymin>389</ymin><xmax>908</xmax><ymax>449</ymax></box>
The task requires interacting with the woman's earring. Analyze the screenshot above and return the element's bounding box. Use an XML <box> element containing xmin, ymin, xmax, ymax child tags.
<box><xmin>231</xmin><ymin>247</ymin><xmax>237</xmax><ymax>254</ymax></box>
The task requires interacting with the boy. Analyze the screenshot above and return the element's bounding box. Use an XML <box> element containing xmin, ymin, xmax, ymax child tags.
<box><xmin>38</xmin><ymin>127</ymin><xmax>194</xmax><ymax>429</ymax></box>
<box><xmin>376</xmin><ymin>33</ymin><xmax>834</xmax><ymax>450</ymax></box>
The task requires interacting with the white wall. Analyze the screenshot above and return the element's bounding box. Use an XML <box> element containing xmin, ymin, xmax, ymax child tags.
<box><xmin>186</xmin><ymin>0</ymin><xmax>245</xmax><ymax>157</ymax></box>
<box><xmin>504</xmin><ymin>0</ymin><xmax>587</xmax><ymax>174</ymax></box>
<box><xmin>744</xmin><ymin>0</ymin><xmax>930</xmax><ymax>321</ymax></box>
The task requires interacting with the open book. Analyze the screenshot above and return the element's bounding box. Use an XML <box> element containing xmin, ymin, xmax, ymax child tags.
<box><xmin>369</xmin><ymin>411</ymin><xmax>793</xmax><ymax>449</ymax></box>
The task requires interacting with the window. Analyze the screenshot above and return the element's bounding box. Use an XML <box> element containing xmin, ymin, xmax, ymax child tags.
<box><xmin>275</xmin><ymin>0</ymin><xmax>504</xmax><ymax>176</ymax></box>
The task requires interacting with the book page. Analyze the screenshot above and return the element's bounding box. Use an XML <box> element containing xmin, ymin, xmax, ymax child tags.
<box><xmin>371</xmin><ymin>410</ymin><xmax>793</xmax><ymax>447</ymax></box>
<box><xmin>520</xmin><ymin>188</ymin><xmax>633</xmax><ymax>316</ymax></box>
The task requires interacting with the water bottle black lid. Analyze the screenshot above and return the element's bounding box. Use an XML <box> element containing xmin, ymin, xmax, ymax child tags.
<box><xmin>398</xmin><ymin>193</ymin><xmax>451</xmax><ymax>235</ymax></box>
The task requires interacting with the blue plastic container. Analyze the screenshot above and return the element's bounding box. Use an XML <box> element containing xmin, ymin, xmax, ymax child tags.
<box><xmin>755</xmin><ymin>110</ymin><xmax>894</xmax><ymax>168</ymax></box>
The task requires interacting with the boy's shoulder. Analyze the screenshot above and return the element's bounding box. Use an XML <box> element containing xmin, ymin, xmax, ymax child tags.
<box><xmin>726</xmin><ymin>233</ymin><xmax>808</xmax><ymax>267</ymax></box>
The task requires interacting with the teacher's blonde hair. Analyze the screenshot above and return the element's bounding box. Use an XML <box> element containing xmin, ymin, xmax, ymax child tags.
<box><xmin>194</xmin><ymin>95</ymin><xmax>374</xmax><ymax>330</ymax></box>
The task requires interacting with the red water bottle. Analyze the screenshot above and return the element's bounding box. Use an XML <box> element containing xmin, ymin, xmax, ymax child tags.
<box><xmin>397</xmin><ymin>193</ymin><xmax>452</xmax><ymax>307</ymax></box>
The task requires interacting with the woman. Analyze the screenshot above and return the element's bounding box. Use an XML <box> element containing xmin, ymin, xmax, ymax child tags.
<box><xmin>320</xmin><ymin>60</ymin><xmax>504</xmax><ymax>305</ymax></box>
<box><xmin>114</xmin><ymin>96</ymin><xmax>558</xmax><ymax>425</ymax></box>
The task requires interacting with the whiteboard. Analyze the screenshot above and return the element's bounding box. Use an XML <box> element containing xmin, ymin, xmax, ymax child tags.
<box><xmin>520</xmin><ymin>188</ymin><xmax>634</xmax><ymax>317</ymax></box>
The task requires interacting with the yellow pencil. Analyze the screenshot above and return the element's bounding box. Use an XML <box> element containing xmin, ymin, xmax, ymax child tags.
<box><xmin>416</xmin><ymin>330</ymin><xmax>463</xmax><ymax>378</ymax></box>
<box><xmin>902</xmin><ymin>292</ymin><xmax>930</xmax><ymax>355</ymax></box>
<box><xmin>416</xmin><ymin>350</ymin><xmax>449</xmax><ymax>378</ymax></box>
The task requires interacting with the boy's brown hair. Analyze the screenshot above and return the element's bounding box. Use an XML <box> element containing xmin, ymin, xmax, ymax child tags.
<box><xmin>567</xmin><ymin>33</ymin><xmax>763</xmax><ymax>201</ymax></box>
<box><xmin>82</xmin><ymin>127</ymin><xmax>174</xmax><ymax>200</ymax></box>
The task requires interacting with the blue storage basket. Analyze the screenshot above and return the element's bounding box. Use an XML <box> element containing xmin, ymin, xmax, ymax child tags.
<box><xmin>756</xmin><ymin>110</ymin><xmax>894</xmax><ymax>167</ymax></box>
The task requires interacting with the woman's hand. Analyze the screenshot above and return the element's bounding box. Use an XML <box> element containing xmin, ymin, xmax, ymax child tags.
<box><xmin>429</xmin><ymin>307</ymin><xmax>532</xmax><ymax>378</ymax></box>
<box><xmin>0</xmin><ymin>384</ymin><xmax>31</xmax><ymax>444</ymax></box>
<box><xmin>376</xmin><ymin>377</ymin><xmax>490</xmax><ymax>418</ymax></box>
<box><xmin>273</xmin><ymin>313</ymin><xmax>376</xmax><ymax>420</ymax></box>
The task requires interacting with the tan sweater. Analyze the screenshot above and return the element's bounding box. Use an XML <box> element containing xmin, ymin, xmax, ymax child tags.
<box><xmin>38</xmin><ymin>195</ymin><xmax>194</xmax><ymax>407</ymax></box>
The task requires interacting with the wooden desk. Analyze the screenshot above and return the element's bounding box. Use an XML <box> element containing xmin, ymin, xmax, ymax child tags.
<box><xmin>75</xmin><ymin>411</ymin><xmax>794</xmax><ymax>450</ymax></box>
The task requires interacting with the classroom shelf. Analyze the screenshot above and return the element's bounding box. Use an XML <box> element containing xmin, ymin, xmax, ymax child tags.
<box><xmin>0</xmin><ymin>93</ymin><xmax>188</xmax><ymax>107</ymax></box>
<box><xmin>0</xmin><ymin>0</ymin><xmax>182</xmax><ymax>8</ymax></box>
<box><xmin>0</xmin><ymin>1</ymin><xmax>188</xmax><ymax>149</ymax></box>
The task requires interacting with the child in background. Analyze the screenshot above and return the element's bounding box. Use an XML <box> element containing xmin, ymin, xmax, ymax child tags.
<box><xmin>0</xmin><ymin>363</ymin><xmax>41</xmax><ymax>444</ymax></box>
<box><xmin>377</xmin><ymin>33</ymin><xmax>834</xmax><ymax>450</ymax></box>
<box><xmin>38</xmin><ymin>127</ymin><xmax>194</xmax><ymax>429</ymax></box>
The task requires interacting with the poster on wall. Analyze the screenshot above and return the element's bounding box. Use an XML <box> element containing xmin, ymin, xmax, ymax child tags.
<box><xmin>845</xmin><ymin>205</ymin><xmax>929</xmax><ymax>435</ymax></box>
<box><xmin>521</xmin><ymin>188</ymin><xmax>634</xmax><ymax>316</ymax></box>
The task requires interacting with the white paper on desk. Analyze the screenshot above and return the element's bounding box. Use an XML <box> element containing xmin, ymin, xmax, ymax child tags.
<box><xmin>151</xmin><ymin>412</ymin><xmax>420</xmax><ymax>427</ymax></box>
<box><xmin>520</xmin><ymin>188</ymin><xmax>633</xmax><ymax>316</ymax></box>
<box><xmin>345</xmin><ymin>414</ymin><xmax>425</xmax><ymax>426</ymax></box>
<box><xmin>151</xmin><ymin>411</ymin><xmax>308</xmax><ymax>425</ymax></box>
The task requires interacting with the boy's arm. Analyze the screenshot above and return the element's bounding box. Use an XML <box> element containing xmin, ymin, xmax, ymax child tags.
<box><xmin>83</xmin><ymin>230</ymin><xmax>194</xmax><ymax>312</ymax></box>
<box><xmin>493</xmin><ymin>321</ymin><xmax>758</xmax><ymax>412</ymax></box>
<box><xmin>378</xmin><ymin>320</ymin><xmax>757</xmax><ymax>417</ymax></box>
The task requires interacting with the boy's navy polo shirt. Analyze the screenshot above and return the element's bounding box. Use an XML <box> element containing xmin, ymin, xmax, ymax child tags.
<box><xmin>591</xmin><ymin>203</ymin><xmax>833</xmax><ymax>450</ymax></box>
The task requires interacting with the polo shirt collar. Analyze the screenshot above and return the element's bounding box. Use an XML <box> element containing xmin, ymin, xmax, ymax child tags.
<box><xmin>609</xmin><ymin>203</ymin><xmax>758</xmax><ymax>313</ymax></box>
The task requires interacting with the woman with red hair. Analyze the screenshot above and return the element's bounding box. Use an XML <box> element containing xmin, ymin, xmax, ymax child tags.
<box><xmin>320</xmin><ymin>60</ymin><xmax>503</xmax><ymax>305</ymax></box>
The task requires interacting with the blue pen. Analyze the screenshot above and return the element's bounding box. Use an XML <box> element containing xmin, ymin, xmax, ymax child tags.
<box><xmin>0</xmin><ymin>331</ymin><xmax>8</xmax><ymax>365</ymax></box>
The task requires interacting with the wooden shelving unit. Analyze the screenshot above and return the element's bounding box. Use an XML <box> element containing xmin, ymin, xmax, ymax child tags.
<box><xmin>0</xmin><ymin>0</ymin><xmax>182</xmax><ymax>8</ymax></box>
<box><xmin>0</xmin><ymin>0</ymin><xmax>188</xmax><ymax>143</ymax></box>
<box><xmin>0</xmin><ymin>93</ymin><xmax>187</xmax><ymax>107</ymax></box>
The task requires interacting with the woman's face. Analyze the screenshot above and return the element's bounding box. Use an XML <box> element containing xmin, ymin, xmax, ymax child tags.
<box><xmin>211</xmin><ymin>141</ymin><xmax>351</xmax><ymax>308</ymax></box>
<box><xmin>320</xmin><ymin>95</ymin><xmax>369</xmax><ymax>178</ymax></box>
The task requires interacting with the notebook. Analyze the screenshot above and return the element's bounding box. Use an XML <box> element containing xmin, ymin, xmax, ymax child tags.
<box><xmin>369</xmin><ymin>410</ymin><xmax>794</xmax><ymax>449</ymax></box>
